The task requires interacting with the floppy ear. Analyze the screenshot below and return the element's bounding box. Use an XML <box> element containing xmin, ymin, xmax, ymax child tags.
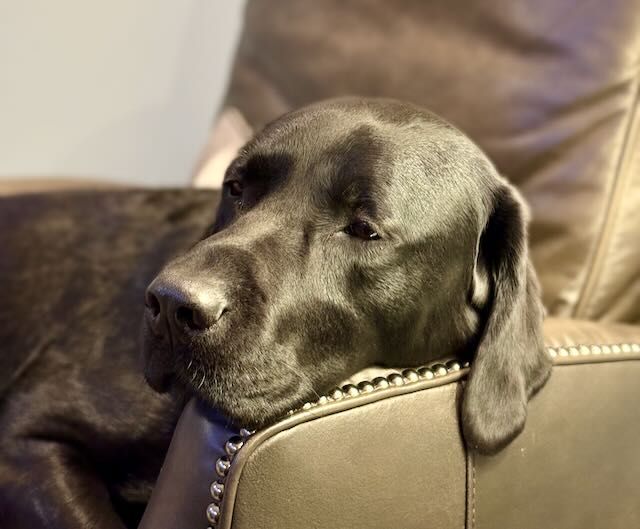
<box><xmin>462</xmin><ymin>183</ymin><xmax>551</xmax><ymax>454</ymax></box>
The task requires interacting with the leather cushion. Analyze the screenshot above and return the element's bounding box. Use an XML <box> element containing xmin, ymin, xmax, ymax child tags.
<box><xmin>224</xmin><ymin>0</ymin><xmax>640</xmax><ymax>323</ymax></box>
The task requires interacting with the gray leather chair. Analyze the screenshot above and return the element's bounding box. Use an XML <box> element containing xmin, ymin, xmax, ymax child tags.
<box><xmin>141</xmin><ymin>320</ymin><xmax>640</xmax><ymax>529</ymax></box>
<box><xmin>140</xmin><ymin>1</ymin><xmax>640</xmax><ymax>527</ymax></box>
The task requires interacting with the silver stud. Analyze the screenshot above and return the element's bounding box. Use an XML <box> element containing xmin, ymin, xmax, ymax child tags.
<box><xmin>591</xmin><ymin>345</ymin><xmax>602</xmax><ymax>355</ymax></box>
<box><xmin>568</xmin><ymin>346</ymin><xmax>580</xmax><ymax>356</ymax></box>
<box><xmin>215</xmin><ymin>457</ymin><xmax>231</xmax><ymax>478</ymax></box>
<box><xmin>401</xmin><ymin>369</ymin><xmax>419</xmax><ymax>382</ymax></box>
<box><xmin>286</xmin><ymin>409</ymin><xmax>296</xmax><ymax>416</ymax></box>
<box><xmin>612</xmin><ymin>345</ymin><xmax>622</xmax><ymax>354</ymax></box>
<box><xmin>317</xmin><ymin>395</ymin><xmax>330</xmax><ymax>405</ymax></box>
<box><xmin>579</xmin><ymin>345</ymin><xmax>590</xmax><ymax>355</ymax></box>
<box><xmin>372</xmin><ymin>376</ymin><xmax>390</xmax><ymax>389</ymax></box>
<box><xmin>328</xmin><ymin>387</ymin><xmax>344</xmax><ymax>400</ymax></box>
<box><xmin>225</xmin><ymin>436</ymin><xmax>244</xmax><ymax>458</ymax></box>
<box><xmin>602</xmin><ymin>345</ymin><xmax>612</xmax><ymax>354</ymax></box>
<box><xmin>548</xmin><ymin>348</ymin><xmax>557</xmax><ymax>358</ymax></box>
<box><xmin>461</xmin><ymin>361</ymin><xmax>470</xmax><ymax>368</ymax></box>
<box><xmin>342</xmin><ymin>384</ymin><xmax>360</xmax><ymax>397</ymax></box>
<box><xmin>210</xmin><ymin>481</ymin><xmax>225</xmax><ymax>501</ymax></box>
<box><xmin>239</xmin><ymin>428</ymin><xmax>254</xmax><ymax>438</ymax></box>
<box><xmin>632</xmin><ymin>344</ymin><xmax>640</xmax><ymax>353</ymax></box>
<box><xmin>621</xmin><ymin>344</ymin><xmax>631</xmax><ymax>353</ymax></box>
<box><xmin>357</xmin><ymin>381</ymin><xmax>375</xmax><ymax>393</ymax></box>
<box><xmin>388</xmin><ymin>373</ymin><xmax>405</xmax><ymax>387</ymax></box>
<box><xmin>206</xmin><ymin>503</ymin><xmax>220</xmax><ymax>524</ymax></box>
<box><xmin>417</xmin><ymin>367</ymin><xmax>435</xmax><ymax>380</ymax></box>
<box><xmin>445</xmin><ymin>360</ymin><xmax>461</xmax><ymax>372</ymax></box>
<box><xmin>302</xmin><ymin>402</ymin><xmax>315</xmax><ymax>410</ymax></box>
<box><xmin>558</xmin><ymin>347</ymin><xmax>569</xmax><ymax>357</ymax></box>
<box><xmin>431</xmin><ymin>364</ymin><xmax>448</xmax><ymax>376</ymax></box>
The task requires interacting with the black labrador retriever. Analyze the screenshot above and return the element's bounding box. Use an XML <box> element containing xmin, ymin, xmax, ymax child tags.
<box><xmin>0</xmin><ymin>98</ymin><xmax>551</xmax><ymax>528</ymax></box>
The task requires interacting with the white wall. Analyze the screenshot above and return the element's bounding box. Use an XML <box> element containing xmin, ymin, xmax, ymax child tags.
<box><xmin>0</xmin><ymin>0</ymin><xmax>246</xmax><ymax>186</ymax></box>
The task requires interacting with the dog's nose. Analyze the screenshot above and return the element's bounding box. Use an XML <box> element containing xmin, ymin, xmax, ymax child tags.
<box><xmin>145</xmin><ymin>276</ymin><xmax>228</xmax><ymax>337</ymax></box>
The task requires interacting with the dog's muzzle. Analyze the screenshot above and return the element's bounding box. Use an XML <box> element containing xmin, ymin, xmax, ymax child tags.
<box><xmin>145</xmin><ymin>271</ymin><xmax>229</xmax><ymax>343</ymax></box>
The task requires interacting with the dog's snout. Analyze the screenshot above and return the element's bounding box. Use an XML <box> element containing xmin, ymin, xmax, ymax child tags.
<box><xmin>145</xmin><ymin>276</ymin><xmax>228</xmax><ymax>338</ymax></box>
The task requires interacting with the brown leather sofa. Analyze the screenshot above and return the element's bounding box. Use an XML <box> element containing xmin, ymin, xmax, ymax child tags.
<box><xmin>139</xmin><ymin>1</ymin><xmax>640</xmax><ymax>528</ymax></box>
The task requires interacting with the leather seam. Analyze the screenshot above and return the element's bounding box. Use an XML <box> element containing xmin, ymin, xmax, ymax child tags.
<box><xmin>471</xmin><ymin>450</ymin><xmax>477</xmax><ymax>529</ymax></box>
<box><xmin>573</xmin><ymin>64</ymin><xmax>640</xmax><ymax>317</ymax></box>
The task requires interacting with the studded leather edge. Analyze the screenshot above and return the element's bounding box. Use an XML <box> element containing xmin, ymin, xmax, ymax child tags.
<box><xmin>203</xmin><ymin>358</ymin><xmax>466</xmax><ymax>527</ymax></box>
<box><xmin>205</xmin><ymin>343</ymin><xmax>640</xmax><ymax>528</ymax></box>
<box><xmin>548</xmin><ymin>342</ymin><xmax>640</xmax><ymax>361</ymax></box>
<box><xmin>205</xmin><ymin>427</ymin><xmax>254</xmax><ymax>526</ymax></box>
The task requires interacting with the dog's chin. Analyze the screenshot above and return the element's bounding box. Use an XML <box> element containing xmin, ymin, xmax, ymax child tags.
<box><xmin>191</xmin><ymin>380</ymin><xmax>311</xmax><ymax>430</ymax></box>
<box><xmin>206</xmin><ymin>396</ymin><xmax>298</xmax><ymax>430</ymax></box>
<box><xmin>142</xmin><ymin>336</ymin><xmax>318</xmax><ymax>429</ymax></box>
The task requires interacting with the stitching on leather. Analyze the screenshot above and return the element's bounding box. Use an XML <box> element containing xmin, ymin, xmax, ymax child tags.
<box><xmin>471</xmin><ymin>451</ymin><xmax>477</xmax><ymax>529</ymax></box>
<box><xmin>574</xmin><ymin>64</ymin><xmax>640</xmax><ymax>317</ymax></box>
<box><xmin>466</xmin><ymin>342</ymin><xmax>640</xmax><ymax>529</ymax></box>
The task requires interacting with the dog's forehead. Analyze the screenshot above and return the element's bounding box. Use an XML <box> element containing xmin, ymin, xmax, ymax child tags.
<box><xmin>246</xmin><ymin>107</ymin><xmax>384</xmax><ymax>165</ymax></box>
<box><xmin>240</xmin><ymin>101</ymin><xmax>492</xmax><ymax>229</ymax></box>
<box><xmin>242</xmin><ymin>110</ymin><xmax>393</xmax><ymax>193</ymax></box>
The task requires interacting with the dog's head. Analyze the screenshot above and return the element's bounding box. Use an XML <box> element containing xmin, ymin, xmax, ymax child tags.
<box><xmin>142</xmin><ymin>98</ymin><xmax>550</xmax><ymax>453</ymax></box>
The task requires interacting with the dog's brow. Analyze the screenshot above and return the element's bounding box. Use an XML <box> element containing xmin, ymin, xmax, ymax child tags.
<box><xmin>320</xmin><ymin>125</ymin><xmax>387</xmax><ymax>219</ymax></box>
<box><xmin>329</xmin><ymin>183</ymin><xmax>380</xmax><ymax>219</ymax></box>
<box><xmin>243</xmin><ymin>152</ymin><xmax>294</xmax><ymax>185</ymax></box>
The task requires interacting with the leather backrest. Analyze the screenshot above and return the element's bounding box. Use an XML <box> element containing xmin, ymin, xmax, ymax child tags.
<box><xmin>223</xmin><ymin>0</ymin><xmax>640</xmax><ymax>324</ymax></box>
<box><xmin>139</xmin><ymin>318</ymin><xmax>640</xmax><ymax>529</ymax></box>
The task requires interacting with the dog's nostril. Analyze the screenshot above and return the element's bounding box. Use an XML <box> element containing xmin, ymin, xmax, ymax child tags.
<box><xmin>145</xmin><ymin>292</ymin><xmax>161</xmax><ymax>318</ymax></box>
<box><xmin>175</xmin><ymin>306</ymin><xmax>208</xmax><ymax>332</ymax></box>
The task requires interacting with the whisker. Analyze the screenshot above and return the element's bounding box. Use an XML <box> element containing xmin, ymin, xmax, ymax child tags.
<box><xmin>198</xmin><ymin>371</ymin><xmax>206</xmax><ymax>390</ymax></box>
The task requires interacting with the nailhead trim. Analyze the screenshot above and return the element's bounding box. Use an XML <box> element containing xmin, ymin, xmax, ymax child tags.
<box><xmin>204</xmin><ymin>358</ymin><xmax>466</xmax><ymax>527</ymax></box>
<box><xmin>547</xmin><ymin>342</ymin><xmax>640</xmax><ymax>359</ymax></box>
<box><xmin>206</xmin><ymin>428</ymin><xmax>254</xmax><ymax>527</ymax></box>
<box><xmin>283</xmin><ymin>359</ymin><xmax>467</xmax><ymax>418</ymax></box>
<box><xmin>206</xmin><ymin>343</ymin><xmax>640</xmax><ymax>527</ymax></box>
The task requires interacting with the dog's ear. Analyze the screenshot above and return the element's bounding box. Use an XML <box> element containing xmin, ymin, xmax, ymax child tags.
<box><xmin>462</xmin><ymin>183</ymin><xmax>551</xmax><ymax>454</ymax></box>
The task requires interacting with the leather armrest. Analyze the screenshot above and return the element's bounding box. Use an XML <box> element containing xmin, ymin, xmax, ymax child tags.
<box><xmin>139</xmin><ymin>318</ymin><xmax>640</xmax><ymax>529</ymax></box>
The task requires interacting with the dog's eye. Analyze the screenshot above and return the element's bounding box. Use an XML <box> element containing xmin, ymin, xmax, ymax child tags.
<box><xmin>344</xmin><ymin>220</ymin><xmax>381</xmax><ymax>240</ymax></box>
<box><xmin>225</xmin><ymin>180</ymin><xmax>244</xmax><ymax>199</ymax></box>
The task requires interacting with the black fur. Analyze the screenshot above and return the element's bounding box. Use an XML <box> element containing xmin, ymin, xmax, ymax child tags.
<box><xmin>0</xmin><ymin>98</ymin><xmax>550</xmax><ymax>528</ymax></box>
<box><xmin>0</xmin><ymin>190</ymin><xmax>217</xmax><ymax>528</ymax></box>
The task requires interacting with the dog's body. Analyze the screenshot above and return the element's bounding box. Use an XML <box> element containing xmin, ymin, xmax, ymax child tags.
<box><xmin>0</xmin><ymin>99</ymin><xmax>550</xmax><ymax>528</ymax></box>
<box><xmin>0</xmin><ymin>190</ymin><xmax>217</xmax><ymax>527</ymax></box>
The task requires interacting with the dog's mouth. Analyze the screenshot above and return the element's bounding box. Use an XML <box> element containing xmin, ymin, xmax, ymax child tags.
<box><xmin>142</xmin><ymin>340</ymin><xmax>316</xmax><ymax>429</ymax></box>
<box><xmin>181</xmin><ymin>361</ymin><xmax>314</xmax><ymax>428</ymax></box>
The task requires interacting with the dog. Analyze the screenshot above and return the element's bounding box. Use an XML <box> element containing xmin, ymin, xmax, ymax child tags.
<box><xmin>0</xmin><ymin>98</ymin><xmax>551</xmax><ymax>528</ymax></box>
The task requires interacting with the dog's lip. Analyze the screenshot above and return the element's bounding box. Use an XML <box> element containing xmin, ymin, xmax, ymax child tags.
<box><xmin>144</xmin><ymin>366</ymin><xmax>175</xmax><ymax>393</ymax></box>
<box><xmin>142</xmin><ymin>340</ymin><xmax>177</xmax><ymax>394</ymax></box>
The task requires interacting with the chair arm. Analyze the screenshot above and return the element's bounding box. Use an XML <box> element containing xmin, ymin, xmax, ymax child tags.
<box><xmin>139</xmin><ymin>318</ymin><xmax>640</xmax><ymax>529</ymax></box>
